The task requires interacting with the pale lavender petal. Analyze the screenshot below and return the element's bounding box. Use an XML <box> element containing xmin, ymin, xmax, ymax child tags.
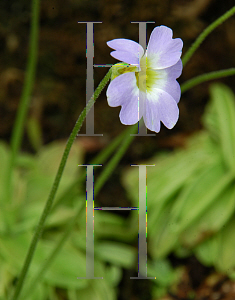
<box><xmin>107</xmin><ymin>39</ymin><xmax>144</xmax><ymax>66</ymax></box>
<box><xmin>166</xmin><ymin>59</ymin><xmax>183</xmax><ymax>79</ymax></box>
<box><xmin>107</xmin><ymin>39</ymin><xmax>144</xmax><ymax>56</ymax></box>
<box><xmin>109</xmin><ymin>51</ymin><xmax>139</xmax><ymax>66</ymax></box>
<box><xmin>143</xmin><ymin>89</ymin><xmax>179</xmax><ymax>132</ymax></box>
<box><xmin>106</xmin><ymin>72</ymin><xmax>141</xmax><ymax>124</ymax></box>
<box><xmin>143</xmin><ymin>98</ymin><xmax>161</xmax><ymax>133</ymax></box>
<box><xmin>150</xmin><ymin>60</ymin><xmax>183</xmax><ymax>103</ymax></box>
<box><xmin>147</xmin><ymin>26</ymin><xmax>183</xmax><ymax>69</ymax></box>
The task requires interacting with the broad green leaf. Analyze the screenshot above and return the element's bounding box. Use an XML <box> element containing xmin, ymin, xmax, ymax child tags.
<box><xmin>0</xmin><ymin>233</ymin><xmax>88</xmax><ymax>290</ymax></box>
<box><xmin>17</xmin><ymin>205</ymin><xmax>76</xmax><ymax>233</ymax></box>
<box><xmin>95</xmin><ymin>242</ymin><xmax>136</xmax><ymax>268</ymax></box>
<box><xmin>94</xmin><ymin>211</ymin><xmax>136</xmax><ymax>242</ymax></box>
<box><xmin>148</xmin><ymin>259</ymin><xmax>176</xmax><ymax>286</ymax></box>
<box><xmin>15</xmin><ymin>151</ymin><xmax>36</xmax><ymax>170</ymax></box>
<box><xmin>215</xmin><ymin>217</ymin><xmax>235</xmax><ymax>273</ymax></box>
<box><xmin>195</xmin><ymin>215</ymin><xmax>235</xmax><ymax>274</ymax></box>
<box><xmin>123</xmin><ymin>132</ymin><xmax>221</xmax><ymax>233</ymax></box>
<box><xmin>148</xmin><ymin>200</ymin><xmax>180</xmax><ymax>259</ymax></box>
<box><xmin>194</xmin><ymin>234</ymin><xmax>220</xmax><ymax>267</ymax></box>
<box><xmin>104</xmin><ymin>265</ymin><xmax>122</xmax><ymax>286</ymax></box>
<box><xmin>23</xmin><ymin>283</ymin><xmax>47</xmax><ymax>300</ymax></box>
<box><xmin>0</xmin><ymin>260</ymin><xmax>13</xmax><ymax>299</ymax></box>
<box><xmin>180</xmin><ymin>183</ymin><xmax>235</xmax><ymax>247</ymax></box>
<box><xmin>202</xmin><ymin>95</ymin><xmax>220</xmax><ymax>142</ymax></box>
<box><xmin>75</xmin><ymin>277</ymin><xmax>116</xmax><ymax>300</ymax></box>
<box><xmin>16</xmin><ymin>140</ymin><xmax>85</xmax><ymax>232</ymax></box>
<box><xmin>0</xmin><ymin>142</ymin><xmax>28</xmax><ymax>230</ymax></box>
<box><xmin>123</xmin><ymin>133</ymin><xmax>210</xmax><ymax>206</ymax></box>
<box><xmin>171</xmin><ymin>161</ymin><xmax>234</xmax><ymax>232</ymax></box>
<box><xmin>68</xmin><ymin>267</ymin><xmax>120</xmax><ymax>300</ymax></box>
<box><xmin>25</xmin><ymin>140</ymin><xmax>84</xmax><ymax>205</ymax></box>
<box><xmin>209</xmin><ymin>83</ymin><xmax>235</xmax><ymax>171</ymax></box>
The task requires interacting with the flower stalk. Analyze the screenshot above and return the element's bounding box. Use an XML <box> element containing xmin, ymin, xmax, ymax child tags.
<box><xmin>182</xmin><ymin>5</ymin><xmax>235</xmax><ymax>66</ymax></box>
<box><xmin>181</xmin><ymin>68</ymin><xmax>235</xmax><ymax>93</ymax></box>
<box><xmin>11</xmin><ymin>68</ymin><xmax>112</xmax><ymax>300</ymax></box>
<box><xmin>3</xmin><ymin>0</ymin><xmax>40</xmax><ymax>233</ymax></box>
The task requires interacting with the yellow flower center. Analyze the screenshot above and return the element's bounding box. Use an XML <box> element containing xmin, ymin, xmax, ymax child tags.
<box><xmin>136</xmin><ymin>56</ymin><xmax>158</xmax><ymax>93</ymax></box>
<box><xmin>111</xmin><ymin>58</ymin><xmax>158</xmax><ymax>93</ymax></box>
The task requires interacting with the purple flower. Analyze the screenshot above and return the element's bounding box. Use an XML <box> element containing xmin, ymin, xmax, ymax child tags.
<box><xmin>106</xmin><ymin>26</ymin><xmax>183</xmax><ymax>133</ymax></box>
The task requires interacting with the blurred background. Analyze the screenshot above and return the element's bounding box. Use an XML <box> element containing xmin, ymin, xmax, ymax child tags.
<box><xmin>0</xmin><ymin>0</ymin><xmax>235</xmax><ymax>299</ymax></box>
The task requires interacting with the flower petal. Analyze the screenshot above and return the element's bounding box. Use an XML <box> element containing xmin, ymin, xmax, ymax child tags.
<box><xmin>150</xmin><ymin>60</ymin><xmax>183</xmax><ymax>103</ymax></box>
<box><xmin>146</xmin><ymin>26</ymin><xmax>183</xmax><ymax>69</ymax></box>
<box><xmin>107</xmin><ymin>39</ymin><xmax>144</xmax><ymax>66</ymax></box>
<box><xmin>166</xmin><ymin>59</ymin><xmax>183</xmax><ymax>79</ymax></box>
<box><xmin>143</xmin><ymin>89</ymin><xmax>179</xmax><ymax>132</ymax></box>
<box><xmin>106</xmin><ymin>72</ymin><xmax>141</xmax><ymax>124</ymax></box>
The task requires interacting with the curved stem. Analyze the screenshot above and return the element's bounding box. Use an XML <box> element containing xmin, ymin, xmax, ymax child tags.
<box><xmin>181</xmin><ymin>68</ymin><xmax>235</xmax><ymax>93</ymax></box>
<box><xmin>19</xmin><ymin>123</ymin><xmax>138</xmax><ymax>299</ymax></box>
<box><xmin>19</xmin><ymin>201</ymin><xmax>84</xmax><ymax>300</ymax></box>
<box><xmin>52</xmin><ymin>123</ymin><xmax>135</xmax><ymax>212</ymax></box>
<box><xmin>182</xmin><ymin>6</ymin><xmax>235</xmax><ymax>66</ymax></box>
<box><xmin>4</xmin><ymin>0</ymin><xmax>40</xmax><ymax>230</ymax></box>
<box><xmin>94</xmin><ymin>123</ymin><xmax>138</xmax><ymax>196</ymax></box>
<box><xmin>11</xmin><ymin>68</ymin><xmax>112</xmax><ymax>300</ymax></box>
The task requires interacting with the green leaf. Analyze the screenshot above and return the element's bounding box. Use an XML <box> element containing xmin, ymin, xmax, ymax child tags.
<box><xmin>16</xmin><ymin>140</ymin><xmax>85</xmax><ymax>232</ymax></box>
<box><xmin>195</xmin><ymin>214</ymin><xmax>235</xmax><ymax>274</ymax></box>
<box><xmin>23</xmin><ymin>283</ymin><xmax>47</xmax><ymax>300</ymax></box>
<box><xmin>215</xmin><ymin>217</ymin><xmax>235</xmax><ymax>273</ymax></box>
<box><xmin>148</xmin><ymin>200</ymin><xmax>179</xmax><ymax>258</ymax></box>
<box><xmin>26</xmin><ymin>116</ymin><xmax>43</xmax><ymax>151</ymax></box>
<box><xmin>209</xmin><ymin>83</ymin><xmax>235</xmax><ymax>171</ymax></box>
<box><xmin>0</xmin><ymin>142</ymin><xmax>10</xmax><ymax>180</ymax></box>
<box><xmin>123</xmin><ymin>132</ymin><xmax>220</xmax><ymax>232</ymax></box>
<box><xmin>171</xmin><ymin>161</ymin><xmax>234</xmax><ymax>232</ymax></box>
<box><xmin>180</xmin><ymin>183</ymin><xmax>235</xmax><ymax>247</ymax></box>
<box><xmin>95</xmin><ymin>242</ymin><xmax>136</xmax><ymax>268</ymax></box>
<box><xmin>26</xmin><ymin>139</ymin><xmax>84</xmax><ymax>202</ymax></box>
<box><xmin>17</xmin><ymin>205</ymin><xmax>76</xmax><ymax>233</ymax></box>
<box><xmin>75</xmin><ymin>277</ymin><xmax>116</xmax><ymax>300</ymax></box>
<box><xmin>148</xmin><ymin>259</ymin><xmax>176</xmax><ymax>286</ymax></box>
<box><xmin>104</xmin><ymin>265</ymin><xmax>122</xmax><ymax>286</ymax></box>
<box><xmin>0</xmin><ymin>233</ymin><xmax>88</xmax><ymax>290</ymax></box>
<box><xmin>194</xmin><ymin>234</ymin><xmax>220</xmax><ymax>267</ymax></box>
<box><xmin>94</xmin><ymin>211</ymin><xmax>136</xmax><ymax>242</ymax></box>
<box><xmin>0</xmin><ymin>260</ymin><xmax>14</xmax><ymax>299</ymax></box>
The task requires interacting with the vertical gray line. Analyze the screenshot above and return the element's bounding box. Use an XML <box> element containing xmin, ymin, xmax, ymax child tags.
<box><xmin>131</xmin><ymin>22</ymin><xmax>156</xmax><ymax>137</ymax></box>
<box><xmin>77</xmin><ymin>22</ymin><xmax>102</xmax><ymax>136</ymax></box>
<box><xmin>138</xmin><ymin>23</ymin><xmax>147</xmax><ymax>136</ymax></box>
<box><xmin>77</xmin><ymin>164</ymin><xmax>102</xmax><ymax>279</ymax></box>
<box><xmin>130</xmin><ymin>164</ymin><xmax>155</xmax><ymax>279</ymax></box>
<box><xmin>138</xmin><ymin>165</ymin><xmax>147</xmax><ymax>277</ymax></box>
<box><xmin>86</xmin><ymin>22</ymin><xmax>94</xmax><ymax>135</ymax></box>
<box><xmin>86</xmin><ymin>164</ymin><xmax>94</xmax><ymax>278</ymax></box>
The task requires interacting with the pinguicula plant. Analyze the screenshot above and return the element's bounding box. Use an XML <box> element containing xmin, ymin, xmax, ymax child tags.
<box><xmin>5</xmin><ymin>1</ymin><xmax>235</xmax><ymax>299</ymax></box>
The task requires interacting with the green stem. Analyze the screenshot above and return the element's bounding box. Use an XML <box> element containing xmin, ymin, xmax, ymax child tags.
<box><xmin>6</xmin><ymin>0</ymin><xmax>40</xmax><ymax>204</ymax></box>
<box><xmin>181</xmin><ymin>68</ymin><xmax>235</xmax><ymax>93</ymax></box>
<box><xmin>52</xmin><ymin>124</ymin><xmax>135</xmax><ymax>212</ymax></box>
<box><xmin>11</xmin><ymin>68</ymin><xmax>112</xmax><ymax>300</ymax></box>
<box><xmin>182</xmin><ymin>5</ymin><xmax>235</xmax><ymax>66</ymax></box>
<box><xmin>19</xmin><ymin>202</ymin><xmax>84</xmax><ymax>300</ymax></box>
<box><xmin>94</xmin><ymin>123</ymin><xmax>138</xmax><ymax>196</ymax></box>
<box><xmin>19</xmin><ymin>123</ymin><xmax>138</xmax><ymax>299</ymax></box>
